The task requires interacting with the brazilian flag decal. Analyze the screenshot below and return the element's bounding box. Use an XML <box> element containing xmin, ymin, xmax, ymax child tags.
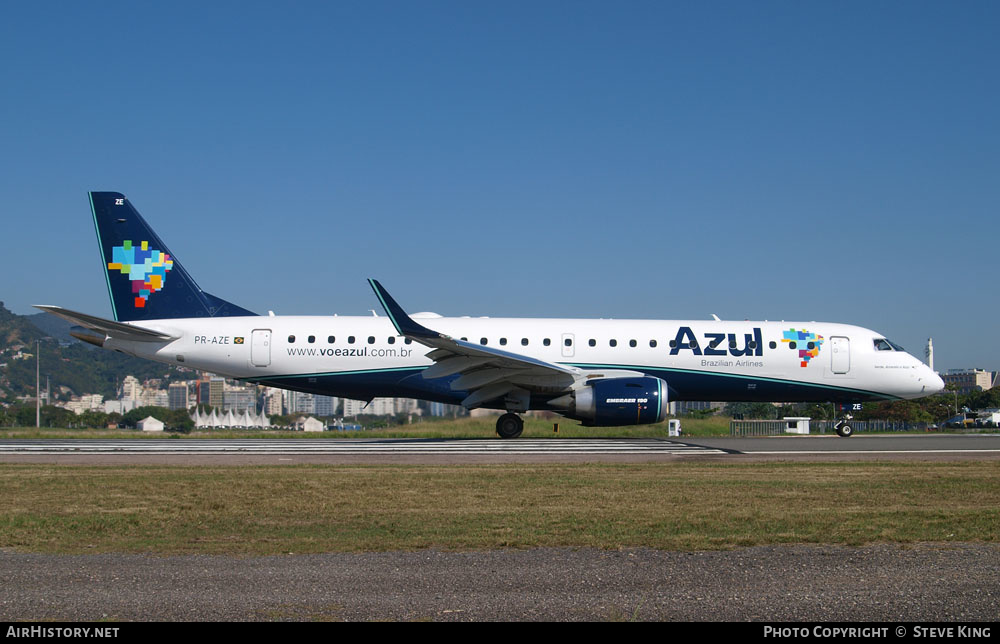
<box><xmin>234</xmin><ymin>337</ymin><xmax>244</xmax><ymax>344</ymax></box>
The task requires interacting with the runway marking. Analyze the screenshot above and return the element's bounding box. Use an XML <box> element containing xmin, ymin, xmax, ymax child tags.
<box><xmin>0</xmin><ymin>439</ymin><xmax>728</xmax><ymax>456</ymax></box>
<box><xmin>744</xmin><ymin>449</ymin><xmax>1000</xmax><ymax>455</ymax></box>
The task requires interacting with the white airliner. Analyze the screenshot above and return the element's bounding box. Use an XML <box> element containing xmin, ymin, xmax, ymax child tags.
<box><xmin>37</xmin><ymin>192</ymin><xmax>944</xmax><ymax>438</ymax></box>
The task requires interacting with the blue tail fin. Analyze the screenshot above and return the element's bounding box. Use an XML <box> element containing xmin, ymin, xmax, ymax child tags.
<box><xmin>90</xmin><ymin>191</ymin><xmax>257</xmax><ymax>322</ymax></box>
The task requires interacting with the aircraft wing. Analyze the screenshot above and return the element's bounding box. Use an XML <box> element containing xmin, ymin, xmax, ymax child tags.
<box><xmin>368</xmin><ymin>279</ymin><xmax>584</xmax><ymax>409</ymax></box>
<box><xmin>33</xmin><ymin>305</ymin><xmax>177</xmax><ymax>342</ymax></box>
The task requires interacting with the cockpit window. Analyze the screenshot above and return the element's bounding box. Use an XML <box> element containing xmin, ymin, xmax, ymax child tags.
<box><xmin>874</xmin><ymin>338</ymin><xmax>906</xmax><ymax>351</ymax></box>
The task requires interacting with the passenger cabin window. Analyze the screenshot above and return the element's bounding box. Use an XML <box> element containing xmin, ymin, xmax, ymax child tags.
<box><xmin>588</xmin><ymin>339</ymin><xmax>596</xmax><ymax>347</ymax></box>
<box><xmin>610</xmin><ymin>339</ymin><xmax>618</xmax><ymax>347</ymax></box>
<box><xmin>629</xmin><ymin>339</ymin><xmax>637</xmax><ymax>348</ymax></box>
<box><xmin>328</xmin><ymin>336</ymin><xmax>335</xmax><ymax>344</ymax></box>
<box><xmin>649</xmin><ymin>340</ymin><xmax>657</xmax><ymax>348</ymax></box>
<box><xmin>288</xmin><ymin>335</ymin><xmax>296</xmax><ymax>343</ymax></box>
<box><xmin>368</xmin><ymin>336</ymin><xmax>375</xmax><ymax>344</ymax></box>
<box><xmin>543</xmin><ymin>338</ymin><xmax>551</xmax><ymax>346</ymax></box>
<box><xmin>564</xmin><ymin>338</ymin><xmax>572</xmax><ymax>347</ymax></box>
<box><xmin>480</xmin><ymin>338</ymin><xmax>488</xmax><ymax>345</ymax></box>
<box><xmin>521</xmin><ymin>338</ymin><xmax>529</xmax><ymax>346</ymax></box>
<box><xmin>308</xmin><ymin>335</ymin><xmax>315</xmax><ymax>343</ymax></box>
<box><xmin>348</xmin><ymin>336</ymin><xmax>356</xmax><ymax>344</ymax></box>
<box><xmin>499</xmin><ymin>338</ymin><xmax>507</xmax><ymax>346</ymax></box>
<box><xmin>388</xmin><ymin>337</ymin><xmax>395</xmax><ymax>344</ymax></box>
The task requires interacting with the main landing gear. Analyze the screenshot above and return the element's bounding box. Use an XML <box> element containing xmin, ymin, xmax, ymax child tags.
<box><xmin>496</xmin><ymin>413</ymin><xmax>524</xmax><ymax>439</ymax></box>
<box><xmin>834</xmin><ymin>414</ymin><xmax>854</xmax><ymax>438</ymax></box>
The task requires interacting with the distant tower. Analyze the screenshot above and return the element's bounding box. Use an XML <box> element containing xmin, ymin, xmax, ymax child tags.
<box><xmin>926</xmin><ymin>338</ymin><xmax>934</xmax><ymax>372</ymax></box>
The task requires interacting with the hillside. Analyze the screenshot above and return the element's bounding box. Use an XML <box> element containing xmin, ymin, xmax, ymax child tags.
<box><xmin>0</xmin><ymin>302</ymin><xmax>189</xmax><ymax>402</ymax></box>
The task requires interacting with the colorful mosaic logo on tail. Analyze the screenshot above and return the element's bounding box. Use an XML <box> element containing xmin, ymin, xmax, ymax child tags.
<box><xmin>782</xmin><ymin>329</ymin><xmax>824</xmax><ymax>367</ymax></box>
<box><xmin>107</xmin><ymin>240</ymin><xmax>174</xmax><ymax>308</ymax></box>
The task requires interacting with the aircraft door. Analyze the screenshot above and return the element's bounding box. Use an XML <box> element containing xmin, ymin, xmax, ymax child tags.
<box><xmin>830</xmin><ymin>336</ymin><xmax>850</xmax><ymax>374</ymax></box>
<box><xmin>251</xmin><ymin>329</ymin><xmax>272</xmax><ymax>367</ymax></box>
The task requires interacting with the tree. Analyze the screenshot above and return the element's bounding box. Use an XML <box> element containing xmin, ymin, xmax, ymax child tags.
<box><xmin>724</xmin><ymin>402</ymin><xmax>779</xmax><ymax>419</ymax></box>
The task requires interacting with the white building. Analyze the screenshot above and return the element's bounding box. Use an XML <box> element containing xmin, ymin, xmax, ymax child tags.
<box><xmin>138</xmin><ymin>416</ymin><xmax>165</xmax><ymax>432</ymax></box>
<box><xmin>122</xmin><ymin>375</ymin><xmax>141</xmax><ymax>401</ymax></box>
<box><xmin>190</xmin><ymin>408</ymin><xmax>271</xmax><ymax>429</ymax></box>
<box><xmin>295</xmin><ymin>416</ymin><xmax>325</xmax><ymax>432</ymax></box>
<box><xmin>264</xmin><ymin>388</ymin><xmax>284</xmax><ymax>415</ymax></box>
<box><xmin>342</xmin><ymin>398</ymin><xmax>368</xmax><ymax>417</ymax></box>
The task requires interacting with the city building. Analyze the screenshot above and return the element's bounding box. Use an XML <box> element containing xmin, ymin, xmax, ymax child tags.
<box><xmin>428</xmin><ymin>401</ymin><xmax>468</xmax><ymax>417</ymax></box>
<box><xmin>223</xmin><ymin>384</ymin><xmax>255</xmax><ymax>412</ymax></box>
<box><xmin>314</xmin><ymin>395</ymin><xmax>338</xmax><ymax>417</ymax></box>
<box><xmin>942</xmin><ymin>369</ymin><xmax>996</xmax><ymax>395</ymax></box>
<box><xmin>286</xmin><ymin>390</ymin><xmax>315</xmax><ymax>415</ymax></box>
<box><xmin>209</xmin><ymin>377</ymin><xmax>225</xmax><ymax>409</ymax></box>
<box><xmin>264</xmin><ymin>388</ymin><xmax>284</xmax><ymax>416</ymax></box>
<box><xmin>168</xmin><ymin>383</ymin><xmax>188</xmax><ymax>411</ymax></box>
<box><xmin>122</xmin><ymin>375</ymin><xmax>141</xmax><ymax>401</ymax></box>
<box><xmin>342</xmin><ymin>398</ymin><xmax>367</xmax><ymax>417</ymax></box>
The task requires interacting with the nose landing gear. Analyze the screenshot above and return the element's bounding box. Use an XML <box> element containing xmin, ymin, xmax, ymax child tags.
<box><xmin>834</xmin><ymin>414</ymin><xmax>854</xmax><ymax>438</ymax></box>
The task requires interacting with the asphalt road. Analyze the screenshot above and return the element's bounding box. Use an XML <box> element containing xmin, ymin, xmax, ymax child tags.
<box><xmin>1</xmin><ymin>434</ymin><xmax>998</xmax><ymax>464</ymax></box>
<box><xmin>2</xmin><ymin>544</ymin><xmax>997</xmax><ymax>622</ymax></box>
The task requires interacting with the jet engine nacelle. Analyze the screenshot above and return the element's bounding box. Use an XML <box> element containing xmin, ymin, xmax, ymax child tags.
<box><xmin>548</xmin><ymin>376</ymin><xmax>669</xmax><ymax>427</ymax></box>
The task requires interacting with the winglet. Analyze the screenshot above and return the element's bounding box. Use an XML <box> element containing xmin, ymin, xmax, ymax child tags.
<box><xmin>367</xmin><ymin>279</ymin><xmax>441</xmax><ymax>340</ymax></box>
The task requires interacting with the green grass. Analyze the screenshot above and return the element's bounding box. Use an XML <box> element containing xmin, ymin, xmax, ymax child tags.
<box><xmin>0</xmin><ymin>415</ymin><xmax>732</xmax><ymax>439</ymax></box>
<box><xmin>0</xmin><ymin>461</ymin><xmax>996</xmax><ymax>555</ymax></box>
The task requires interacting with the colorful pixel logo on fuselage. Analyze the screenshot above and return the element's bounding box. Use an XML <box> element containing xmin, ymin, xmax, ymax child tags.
<box><xmin>107</xmin><ymin>240</ymin><xmax>174</xmax><ymax>308</ymax></box>
<box><xmin>782</xmin><ymin>329</ymin><xmax>824</xmax><ymax>367</ymax></box>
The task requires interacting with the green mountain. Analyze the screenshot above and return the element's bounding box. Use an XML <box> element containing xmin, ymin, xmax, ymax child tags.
<box><xmin>0</xmin><ymin>302</ymin><xmax>190</xmax><ymax>402</ymax></box>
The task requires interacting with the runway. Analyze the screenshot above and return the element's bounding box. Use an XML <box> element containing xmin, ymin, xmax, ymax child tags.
<box><xmin>1</xmin><ymin>434</ymin><xmax>998</xmax><ymax>464</ymax></box>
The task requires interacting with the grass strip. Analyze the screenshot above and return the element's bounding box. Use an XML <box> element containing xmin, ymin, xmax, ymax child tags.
<box><xmin>0</xmin><ymin>416</ymin><xmax>732</xmax><ymax>439</ymax></box>
<box><xmin>0</xmin><ymin>462</ymin><xmax>996</xmax><ymax>555</ymax></box>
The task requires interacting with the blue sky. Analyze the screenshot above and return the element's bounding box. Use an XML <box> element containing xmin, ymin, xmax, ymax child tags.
<box><xmin>1</xmin><ymin>1</ymin><xmax>997</xmax><ymax>371</ymax></box>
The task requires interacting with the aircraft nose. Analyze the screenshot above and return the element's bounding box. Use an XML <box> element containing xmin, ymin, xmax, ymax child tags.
<box><xmin>923</xmin><ymin>368</ymin><xmax>945</xmax><ymax>395</ymax></box>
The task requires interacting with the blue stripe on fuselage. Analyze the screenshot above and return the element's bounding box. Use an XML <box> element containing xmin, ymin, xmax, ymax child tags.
<box><xmin>246</xmin><ymin>363</ymin><xmax>899</xmax><ymax>405</ymax></box>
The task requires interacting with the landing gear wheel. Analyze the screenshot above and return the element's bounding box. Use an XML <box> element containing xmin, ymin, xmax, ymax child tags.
<box><xmin>835</xmin><ymin>422</ymin><xmax>854</xmax><ymax>438</ymax></box>
<box><xmin>496</xmin><ymin>413</ymin><xmax>524</xmax><ymax>439</ymax></box>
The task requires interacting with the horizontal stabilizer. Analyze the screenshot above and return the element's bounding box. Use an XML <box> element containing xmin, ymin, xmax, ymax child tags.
<box><xmin>33</xmin><ymin>305</ymin><xmax>176</xmax><ymax>342</ymax></box>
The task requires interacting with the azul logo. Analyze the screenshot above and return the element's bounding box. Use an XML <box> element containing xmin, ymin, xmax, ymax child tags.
<box><xmin>107</xmin><ymin>240</ymin><xmax>174</xmax><ymax>308</ymax></box>
<box><xmin>669</xmin><ymin>327</ymin><xmax>764</xmax><ymax>357</ymax></box>
<box><xmin>782</xmin><ymin>328</ymin><xmax>824</xmax><ymax>367</ymax></box>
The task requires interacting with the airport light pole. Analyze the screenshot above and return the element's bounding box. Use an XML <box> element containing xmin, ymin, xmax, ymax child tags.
<box><xmin>36</xmin><ymin>340</ymin><xmax>40</xmax><ymax>428</ymax></box>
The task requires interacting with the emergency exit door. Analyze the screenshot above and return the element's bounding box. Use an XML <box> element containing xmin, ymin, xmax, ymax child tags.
<box><xmin>830</xmin><ymin>336</ymin><xmax>850</xmax><ymax>374</ymax></box>
<box><xmin>251</xmin><ymin>329</ymin><xmax>272</xmax><ymax>367</ymax></box>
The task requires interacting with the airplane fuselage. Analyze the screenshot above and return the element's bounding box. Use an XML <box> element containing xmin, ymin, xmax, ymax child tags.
<box><xmin>103</xmin><ymin>315</ymin><xmax>942</xmax><ymax>407</ymax></box>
